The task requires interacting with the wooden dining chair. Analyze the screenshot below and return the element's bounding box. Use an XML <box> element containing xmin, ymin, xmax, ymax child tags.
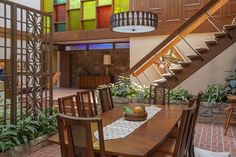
<box><xmin>57</xmin><ymin>114</ymin><xmax>105</xmax><ymax>157</ymax></box>
<box><xmin>98</xmin><ymin>87</ymin><xmax>114</xmax><ymax>112</ymax></box>
<box><xmin>148</xmin><ymin>100</ymin><xmax>197</xmax><ymax>157</ymax></box>
<box><xmin>58</xmin><ymin>95</ymin><xmax>81</xmax><ymax>117</ymax></box>
<box><xmin>149</xmin><ymin>85</ymin><xmax>170</xmax><ymax>105</ymax></box>
<box><xmin>77</xmin><ymin>90</ymin><xmax>98</xmax><ymax>117</ymax></box>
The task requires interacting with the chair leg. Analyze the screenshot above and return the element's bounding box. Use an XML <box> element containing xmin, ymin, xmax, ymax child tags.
<box><xmin>224</xmin><ymin>111</ymin><xmax>230</xmax><ymax>129</ymax></box>
<box><xmin>224</xmin><ymin>109</ymin><xmax>233</xmax><ymax>136</ymax></box>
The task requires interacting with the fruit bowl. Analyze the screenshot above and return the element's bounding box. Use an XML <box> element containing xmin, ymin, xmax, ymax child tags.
<box><xmin>123</xmin><ymin>105</ymin><xmax>148</xmax><ymax>121</ymax></box>
<box><xmin>124</xmin><ymin>111</ymin><xmax>147</xmax><ymax>121</ymax></box>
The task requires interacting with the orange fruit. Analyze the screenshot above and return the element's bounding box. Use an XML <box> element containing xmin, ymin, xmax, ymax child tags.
<box><xmin>133</xmin><ymin>106</ymin><xmax>143</xmax><ymax>113</ymax></box>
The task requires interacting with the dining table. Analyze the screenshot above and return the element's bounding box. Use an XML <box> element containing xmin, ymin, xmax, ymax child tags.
<box><xmin>48</xmin><ymin>104</ymin><xmax>182</xmax><ymax>157</ymax></box>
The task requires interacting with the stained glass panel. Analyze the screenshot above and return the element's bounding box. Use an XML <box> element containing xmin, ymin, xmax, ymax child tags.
<box><xmin>44</xmin><ymin>0</ymin><xmax>53</xmax><ymax>12</ymax></box>
<box><xmin>97</xmin><ymin>6</ymin><xmax>112</xmax><ymax>28</ymax></box>
<box><xmin>55</xmin><ymin>23</ymin><xmax>66</xmax><ymax>32</ymax></box>
<box><xmin>82</xmin><ymin>1</ymin><xmax>96</xmax><ymax>19</ymax></box>
<box><xmin>89</xmin><ymin>43</ymin><xmax>113</xmax><ymax>50</ymax></box>
<box><xmin>68</xmin><ymin>10</ymin><xmax>81</xmax><ymax>31</ymax></box>
<box><xmin>43</xmin><ymin>17</ymin><xmax>51</xmax><ymax>33</ymax></box>
<box><xmin>55</xmin><ymin>5</ymin><xmax>66</xmax><ymax>22</ymax></box>
<box><xmin>69</xmin><ymin>0</ymin><xmax>80</xmax><ymax>9</ymax></box>
<box><xmin>54</xmin><ymin>0</ymin><xmax>66</xmax><ymax>4</ymax></box>
<box><xmin>82</xmin><ymin>20</ymin><xmax>96</xmax><ymax>30</ymax></box>
<box><xmin>115</xmin><ymin>43</ymin><xmax>130</xmax><ymax>49</ymax></box>
<box><xmin>114</xmin><ymin>0</ymin><xmax>129</xmax><ymax>13</ymax></box>
<box><xmin>98</xmin><ymin>0</ymin><xmax>112</xmax><ymax>6</ymax></box>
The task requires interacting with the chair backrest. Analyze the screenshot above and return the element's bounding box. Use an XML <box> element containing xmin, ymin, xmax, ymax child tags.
<box><xmin>98</xmin><ymin>87</ymin><xmax>114</xmax><ymax>112</ymax></box>
<box><xmin>173</xmin><ymin>100</ymin><xmax>197</xmax><ymax>157</ymax></box>
<box><xmin>57</xmin><ymin>114</ymin><xmax>105</xmax><ymax>157</ymax></box>
<box><xmin>58</xmin><ymin>95</ymin><xmax>81</xmax><ymax>117</ymax></box>
<box><xmin>149</xmin><ymin>85</ymin><xmax>170</xmax><ymax>105</ymax></box>
<box><xmin>77</xmin><ymin>90</ymin><xmax>98</xmax><ymax>117</ymax></box>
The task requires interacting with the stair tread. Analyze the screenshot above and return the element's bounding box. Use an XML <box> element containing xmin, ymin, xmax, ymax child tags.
<box><xmin>224</xmin><ymin>24</ymin><xmax>236</xmax><ymax>31</ymax></box>
<box><xmin>196</xmin><ymin>47</ymin><xmax>209</xmax><ymax>53</ymax></box>
<box><xmin>187</xmin><ymin>55</ymin><xmax>201</xmax><ymax>60</ymax></box>
<box><xmin>154</xmin><ymin>78</ymin><xmax>167</xmax><ymax>83</ymax></box>
<box><xmin>215</xmin><ymin>32</ymin><xmax>227</xmax><ymax>38</ymax></box>
<box><xmin>205</xmin><ymin>40</ymin><xmax>217</xmax><ymax>45</ymax></box>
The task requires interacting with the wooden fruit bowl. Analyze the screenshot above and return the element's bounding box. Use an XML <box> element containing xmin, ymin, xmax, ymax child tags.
<box><xmin>124</xmin><ymin>111</ymin><xmax>148</xmax><ymax>121</ymax></box>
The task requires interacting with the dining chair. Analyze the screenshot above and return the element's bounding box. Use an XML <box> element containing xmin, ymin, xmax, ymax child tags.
<box><xmin>148</xmin><ymin>99</ymin><xmax>197</xmax><ymax>157</ymax></box>
<box><xmin>149</xmin><ymin>85</ymin><xmax>170</xmax><ymax>105</ymax></box>
<box><xmin>98</xmin><ymin>87</ymin><xmax>114</xmax><ymax>112</ymax></box>
<box><xmin>57</xmin><ymin>114</ymin><xmax>105</xmax><ymax>157</ymax></box>
<box><xmin>58</xmin><ymin>95</ymin><xmax>81</xmax><ymax>117</ymax></box>
<box><xmin>77</xmin><ymin>90</ymin><xmax>98</xmax><ymax>117</ymax></box>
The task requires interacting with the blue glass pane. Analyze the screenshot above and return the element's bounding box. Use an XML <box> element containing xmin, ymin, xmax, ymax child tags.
<box><xmin>115</xmin><ymin>43</ymin><xmax>130</xmax><ymax>49</ymax></box>
<box><xmin>89</xmin><ymin>43</ymin><xmax>113</xmax><ymax>50</ymax></box>
<box><xmin>65</xmin><ymin>44</ymin><xmax>87</xmax><ymax>51</ymax></box>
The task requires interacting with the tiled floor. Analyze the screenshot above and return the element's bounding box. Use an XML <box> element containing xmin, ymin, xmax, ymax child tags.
<box><xmin>27</xmin><ymin>123</ymin><xmax>236</xmax><ymax>157</ymax></box>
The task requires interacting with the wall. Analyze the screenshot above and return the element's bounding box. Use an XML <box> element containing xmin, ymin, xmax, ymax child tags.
<box><xmin>130</xmin><ymin>33</ymin><xmax>236</xmax><ymax>94</ymax></box>
<box><xmin>68</xmin><ymin>49</ymin><xmax>129</xmax><ymax>88</ymax></box>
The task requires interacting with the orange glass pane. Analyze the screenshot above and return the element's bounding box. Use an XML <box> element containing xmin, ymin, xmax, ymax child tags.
<box><xmin>55</xmin><ymin>5</ymin><xmax>66</xmax><ymax>22</ymax></box>
<box><xmin>97</xmin><ymin>6</ymin><xmax>112</xmax><ymax>28</ymax></box>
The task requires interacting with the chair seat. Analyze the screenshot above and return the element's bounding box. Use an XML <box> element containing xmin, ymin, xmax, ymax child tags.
<box><xmin>168</xmin><ymin>126</ymin><xmax>178</xmax><ymax>139</ymax></box>
<box><xmin>148</xmin><ymin>151</ymin><xmax>172</xmax><ymax>157</ymax></box>
<box><xmin>156</xmin><ymin>138</ymin><xmax>176</xmax><ymax>155</ymax></box>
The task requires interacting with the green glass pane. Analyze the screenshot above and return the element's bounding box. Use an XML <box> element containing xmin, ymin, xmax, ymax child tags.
<box><xmin>69</xmin><ymin>0</ymin><xmax>80</xmax><ymax>9</ymax></box>
<box><xmin>44</xmin><ymin>0</ymin><xmax>53</xmax><ymax>12</ymax></box>
<box><xmin>114</xmin><ymin>0</ymin><xmax>129</xmax><ymax>13</ymax></box>
<box><xmin>82</xmin><ymin>20</ymin><xmax>96</xmax><ymax>30</ymax></box>
<box><xmin>98</xmin><ymin>0</ymin><xmax>112</xmax><ymax>6</ymax></box>
<box><xmin>83</xmin><ymin>1</ymin><xmax>96</xmax><ymax>19</ymax></box>
<box><xmin>69</xmin><ymin>10</ymin><xmax>81</xmax><ymax>31</ymax></box>
<box><xmin>54</xmin><ymin>0</ymin><xmax>66</xmax><ymax>4</ymax></box>
<box><xmin>55</xmin><ymin>23</ymin><xmax>66</xmax><ymax>32</ymax></box>
<box><xmin>43</xmin><ymin>17</ymin><xmax>51</xmax><ymax>33</ymax></box>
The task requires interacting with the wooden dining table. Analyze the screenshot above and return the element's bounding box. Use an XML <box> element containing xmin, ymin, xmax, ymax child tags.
<box><xmin>48</xmin><ymin>104</ymin><xmax>182</xmax><ymax>157</ymax></box>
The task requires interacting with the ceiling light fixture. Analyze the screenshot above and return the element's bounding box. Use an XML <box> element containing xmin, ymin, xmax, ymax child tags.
<box><xmin>110</xmin><ymin>11</ymin><xmax>158</xmax><ymax>33</ymax></box>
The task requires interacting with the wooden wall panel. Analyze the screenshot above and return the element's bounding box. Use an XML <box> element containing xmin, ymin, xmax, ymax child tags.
<box><xmin>225</xmin><ymin>1</ymin><xmax>236</xmax><ymax>16</ymax></box>
<box><xmin>166</xmin><ymin>0</ymin><xmax>181</xmax><ymax>21</ymax></box>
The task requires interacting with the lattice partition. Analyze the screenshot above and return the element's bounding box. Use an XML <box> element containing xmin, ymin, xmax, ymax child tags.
<box><xmin>0</xmin><ymin>0</ymin><xmax>53</xmax><ymax>124</ymax></box>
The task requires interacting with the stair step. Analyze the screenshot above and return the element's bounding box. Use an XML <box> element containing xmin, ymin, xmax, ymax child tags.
<box><xmin>178</xmin><ymin>61</ymin><xmax>191</xmax><ymax>67</ymax></box>
<box><xmin>232</xmin><ymin>18</ymin><xmax>236</xmax><ymax>25</ymax></box>
<box><xmin>224</xmin><ymin>24</ymin><xmax>236</xmax><ymax>31</ymax></box>
<box><xmin>215</xmin><ymin>32</ymin><xmax>227</xmax><ymax>39</ymax></box>
<box><xmin>196</xmin><ymin>47</ymin><xmax>208</xmax><ymax>53</ymax></box>
<box><xmin>154</xmin><ymin>78</ymin><xmax>167</xmax><ymax>84</ymax></box>
<box><xmin>187</xmin><ymin>55</ymin><xmax>200</xmax><ymax>60</ymax></box>
<box><xmin>161</xmin><ymin>73</ymin><xmax>174</xmax><ymax>79</ymax></box>
<box><xmin>170</xmin><ymin>67</ymin><xmax>183</xmax><ymax>73</ymax></box>
<box><xmin>205</xmin><ymin>40</ymin><xmax>217</xmax><ymax>46</ymax></box>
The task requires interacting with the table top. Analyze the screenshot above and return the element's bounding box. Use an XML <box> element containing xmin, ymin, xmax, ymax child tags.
<box><xmin>49</xmin><ymin>105</ymin><xmax>182</xmax><ymax>157</ymax></box>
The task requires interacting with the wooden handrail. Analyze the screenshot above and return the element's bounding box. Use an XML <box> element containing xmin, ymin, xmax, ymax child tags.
<box><xmin>125</xmin><ymin>0</ymin><xmax>229</xmax><ymax>77</ymax></box>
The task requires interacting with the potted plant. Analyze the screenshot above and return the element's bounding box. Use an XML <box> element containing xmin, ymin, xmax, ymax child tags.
<box><xmin>169</xmin><ymin>88</ymin><xmax>192</xmax><ymax>105</ymax></box>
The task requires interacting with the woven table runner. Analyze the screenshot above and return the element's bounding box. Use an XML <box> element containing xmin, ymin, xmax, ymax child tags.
<box><xmin>94</xmin><ymin>106</ymin><xmax>161</xmax><ymax>140</ymax></box>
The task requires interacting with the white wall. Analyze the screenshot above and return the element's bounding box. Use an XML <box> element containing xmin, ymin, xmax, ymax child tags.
<box><xmin>130</xmin><ymin>33</ymin><xmax>236</xmax><ymax>94</ymax></box>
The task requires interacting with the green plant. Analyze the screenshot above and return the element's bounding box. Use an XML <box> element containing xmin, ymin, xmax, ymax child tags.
<box><xmin>169</xmin><ymin>88</ymin><xmax>191</xmax><ymax>101</ymax></box>
<box><xmin>0</xmin><ymin>125</ymin><xmax>20</xmax><ymax>152</ymax></box>
<box><xmin>202</xmin><ymin>84</ymin><xmax>227</xmax><ymax>103</ymax></box>
<box><xmin>225</xmin><ymin>69</ymin><xmax>236</xmax><ymax>95</ymax></box>
<box><xmin>110</xmin><ymin>76</ymin><xmax>139</xmax><ymax>98</ymax></box>
<box><xmin>136</xmin><ymin>86</ymin><xmax>150</xmax><ymax>102</ymax></box>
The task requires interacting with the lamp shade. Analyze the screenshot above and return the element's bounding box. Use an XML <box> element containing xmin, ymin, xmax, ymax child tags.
<box><xmin>110</xmin><ymin>11</ymin><xmax>158</xmax><ymax>33</ymax></box>
<box><xmin>103</xmin><ymin>54</ymin><xmax>111</xmax><ymax>65</ymax></box>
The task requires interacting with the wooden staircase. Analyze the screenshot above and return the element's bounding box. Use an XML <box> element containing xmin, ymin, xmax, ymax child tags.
<box><xmin>125</xmin><ymin>0</ymin><xmax>236</xmax><ymax>89</ymax></box>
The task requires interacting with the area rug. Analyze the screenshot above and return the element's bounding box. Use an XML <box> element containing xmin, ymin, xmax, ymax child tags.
<box><xmin>195</xmin><ymin>148</ymin><xmax>231</xmax><ymax>157</ymax></box>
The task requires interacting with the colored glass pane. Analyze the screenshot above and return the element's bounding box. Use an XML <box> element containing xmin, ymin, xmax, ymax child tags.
<box><xmin>82</xmin><ymin>20</ymin><xmax>96</xmax><ymax>30</ymax></box>
<box><xmin>114</xmin><ymin>0</ymin><xmax>129</xmax><ymax>13</ymax></box>
<box><xmin>82</xmin><ymin>1</ymin><xmax>96</xmax><ymax>19</ymax></box>
<box><xmin>97</xmin><ymin>6</ymin><xmax>112</xmax><ymax>28</ymax></box>
<box><xmin>55</xmin><ymin>23</ymin><xmax>66</xmax><ymax>32</ymax></box>
<box><xmin>65</xmin><ymin>44</ymin><xmax>87</xmax><ymax>51</ymax></box>
<box><xmin>43</xmin><ymin>16</ymin><xmax>51</xmax><ymax>33</ymax></box>
<box><xmin>54</xmin><ymin>0</ymin><xmax>66</xmax><ymax>4</ymax></box>
<box><xmin>115</xmin><ymin>43</ymin><xmax>130</xmax><ymax>49</ymax></box>
<box><xmin>55</xmin><ymin>5</ymin><xmax>66</xmax><ymax>22</ymax></box>
<box><xmin>89</xmin><ymin>43</ymin><xmax>113</xmax><ymax>50</ymax></box>
<box><xmin>44</xmin><ymin>0</ymin><xmax>53</xmax><ymax>12</ymax></box>
<box><xmin>69</xmin><ymin>0</ymin><xmax>80</xmax><ymax>9</ymax></box>
<box><xmin>68</xmin><ymin>10</ymin><xmax>81</xmax><ymax>31</ymax></box>
<box><xmin>98</xmin><ymin>0</ymin><xmax>112</xmax><ymax>6</ymax></box>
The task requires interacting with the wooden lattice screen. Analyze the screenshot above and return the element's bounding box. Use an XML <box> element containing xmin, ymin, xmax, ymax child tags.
<box><xmin>0</xmin><ymin>0</ymin><xmax>53</xmax><ymax>124</ymax></box>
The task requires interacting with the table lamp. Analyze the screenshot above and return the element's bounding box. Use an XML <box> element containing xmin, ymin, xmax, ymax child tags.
<box><xmin>103</xmin><ymin>54</ymin><xmax>111</xmax><ymax>76</ymax></box>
